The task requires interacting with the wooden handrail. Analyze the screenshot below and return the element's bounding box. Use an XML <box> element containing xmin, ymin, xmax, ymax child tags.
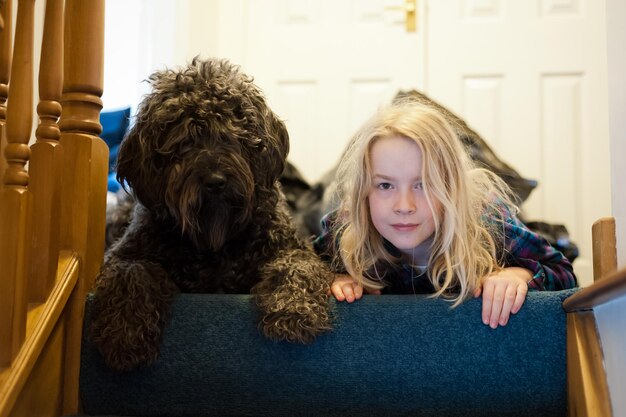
<box><xmin>563</xmin><ymin>267</ymin><xmax>626</xmax><ymax>312</ymax></box>
<box><xmin>0</xmin><ymin>252</ymin><xmax>80</xmax><ymax>417</ymax></box>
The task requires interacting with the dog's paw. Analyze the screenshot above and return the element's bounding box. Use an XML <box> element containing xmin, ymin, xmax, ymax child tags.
<box><xmin>89</xmin><ymin>259</ymin><xmax>178</xmax><ymax>371</ymax></box>
<box><xmin>254</xmin><ymin>254</ymin><xmax>334</xmax><ymax>344</ymax></box>
<box><xmin>90</xmin><ymin>314</ymin><xmax>162</xmax><ymax>372</ymax></box>
<box><xmin>259</xmin><ymin>300</ymin><xmax>333</xmax><ymax>344</ymax></box>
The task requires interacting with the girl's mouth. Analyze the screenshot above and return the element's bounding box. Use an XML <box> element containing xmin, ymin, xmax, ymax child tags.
<box><xmin>391</xmin><ymin>223</ymin><xmax>418</xmax><ymax>232</ymax></box>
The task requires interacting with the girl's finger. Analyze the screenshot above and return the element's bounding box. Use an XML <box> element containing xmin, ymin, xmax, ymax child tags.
<box><xmin>343</xmin><ymin>284</ymin><xmax>356</xmax><ymax>303</ymax></box>
<box><xmin>330</xmin><ymin>284</ymin><xmax>346</xmax><ymax>301</ymax></box>
<box><xmin>353</xmin><ymin>284</ymin><xmax>364</xmax><ymax>300</ymax></box>
<box><xmin>330</xmin><ymin>284</ymin><xmax>346</xmax><ymax>302</ymax></box>
<box><xmin>489</xmin><ymin>284</ymin><xmax>506</xmax><ymax>329</ymax></box>
<box><xmin>473</xmin><ymin>286</ymin><xmax>482</xmax><ymax>298</ymax></box>
<box><xmin>498</xmin><ymin>285</ymin><xmax>517</xmax><ymax>326</ymax></box>
<box><xmin>481</xmin><ymin>281</ymin><xmax>494</xmax><ymax>325</ymax></box>
<box><xmin>511</xmin><ymin>284</ymin><xmax>528</xmax><ymax>314</ymax></box>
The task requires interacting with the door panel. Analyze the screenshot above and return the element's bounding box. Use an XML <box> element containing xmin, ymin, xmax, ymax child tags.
<box><xmin>424</xmin><ymin>0</ymin><xmax>610</xmax><ymax>284</ymax></box>
<box><xmin>225</xmin><ymin>0</ymin><xmax>609</xmax><ymax>285</ymax></box>
<box><xmin>242</xmin><ymin>0</ymin><xmax>423</xmax><ymax>183</ymax></box>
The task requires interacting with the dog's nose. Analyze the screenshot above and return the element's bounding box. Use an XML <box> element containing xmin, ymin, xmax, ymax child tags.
<box><xmin>204</xmin><ymin>173</ymin><xmax>227</xmax><ymax>193</ymax></box>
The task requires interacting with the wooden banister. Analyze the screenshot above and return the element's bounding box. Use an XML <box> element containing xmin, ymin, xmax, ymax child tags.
<box><xmin>0</xmin><ymin>252</ymin><xmax>80</xmax><ymax>417</ymax></box>
<box><xmin>567</xmin><ymin>311</ymin><xmax>613</xmax><ymax>417</ymax></box>
<box><xmin>1</xmin><ymin>0</ymin><xmax>106</xmax><ymax>415</ymax></box>
<box><xmin>563</xmin><ymin>267</ymin><xmax>626</xmax><ymax>313</ymax></box>
<box><xmin>564</xmin><ymin>216</ymin><xmax>621</xmax><ymax>417</ymax></box>
<box><xmin>0</xmin><ymin>0</ymin><xmax>34</xmax><ymax>367</ymax></box>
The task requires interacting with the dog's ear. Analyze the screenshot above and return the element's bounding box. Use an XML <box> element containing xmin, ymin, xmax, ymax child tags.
<box><xmin>116</xmin><ymin>122</ymin><xmax>163</xmax><ymax>208</ymax></box>
<box><xmin>260</xmin><ymin>112</ymin><xmax>290</xmax><ymax>184</ymax></box>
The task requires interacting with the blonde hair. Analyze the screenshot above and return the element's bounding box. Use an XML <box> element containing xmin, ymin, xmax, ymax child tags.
<box><xmin>333</xmin><ymin>101</ymin><xmax>518</xmax><ymax>306</ymax></box>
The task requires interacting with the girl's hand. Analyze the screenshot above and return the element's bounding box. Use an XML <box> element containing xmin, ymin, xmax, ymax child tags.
<box><xmin>473</xmin><ymin>267</ymin><xmax>532</xmax><ymax>329</ymax></box>
<box><xmin>330</xmin><ymin>274</ymin><xmax>381</xmax><ymax>302</ymax></box>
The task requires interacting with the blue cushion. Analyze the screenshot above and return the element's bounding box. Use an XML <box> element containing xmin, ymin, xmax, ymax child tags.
<box><xmin>100</xmin><ymin>107</ymin><xmax>130</xmax><ymax>191</ymax></box>
<box><xmin>80</xmin><ymin>290</ymin><xmax>576</xmax><ymax>417</ymax></box>
<box><xmin>100</xmin><ymin>107</ymin><xmax>131</xmax><ymax>149</ymax></box>
<box><xmin>107</xmin><ymin>172</ymin><xmax>121</xmax><ymax>193</ymax></box>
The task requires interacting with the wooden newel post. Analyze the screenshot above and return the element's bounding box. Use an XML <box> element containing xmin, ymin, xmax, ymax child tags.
<box><xmin>0</xmin><ymin>0</ymin><xmax>33</xmax><ymax>367</ymax></box>
<box><xmin>59</xmin><ymin>0</ymin><xmax>107</xmax><ymax>287</ymax></box>
<box><xmin>58</xmin><ymin>0</ymin><xmax>108</xmax><ymax>412</ymax></box>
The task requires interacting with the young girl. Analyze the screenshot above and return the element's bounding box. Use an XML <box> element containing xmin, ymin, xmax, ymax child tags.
<box><xmin>314</xmin><ymin>101</ymin><xmax>576</xmax><ymax>329</ymax></box>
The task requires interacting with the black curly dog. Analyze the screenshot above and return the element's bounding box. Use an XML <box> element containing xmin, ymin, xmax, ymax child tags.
<box><xmin>90</xmin><ymin>58</ymin><xmax>334</xmax><ymax>371</ymax></box>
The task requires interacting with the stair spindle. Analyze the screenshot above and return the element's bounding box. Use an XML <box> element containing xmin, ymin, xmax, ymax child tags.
<box><xmin>28</xmin><ymin>0</ymin><xmax>64</xmax><ymax>302</ymax></box>
<box><xmin>0</xmin><ymin>0</ymin><xmax>12</xmax><ymax>189</ymax></box>
<box><xmin>0</xmin><ymin>0</ymin><xmax>34</xmax><ymax>366</ymax></box>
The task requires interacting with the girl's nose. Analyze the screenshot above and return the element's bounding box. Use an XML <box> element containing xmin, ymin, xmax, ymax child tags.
<box><xmin>393</xmin><ymin>190</ymin><xmax>416</xmax><ymax>214</ymax></box>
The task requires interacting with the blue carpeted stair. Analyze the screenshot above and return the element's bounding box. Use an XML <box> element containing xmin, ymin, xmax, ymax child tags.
<box><xmin>76</xmin><ymin>289</ymin><xmax>577</xmax><ymax>417</ymax></box>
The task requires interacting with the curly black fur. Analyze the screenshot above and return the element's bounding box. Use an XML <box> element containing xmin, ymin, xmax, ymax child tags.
<box><xmin>91</xmin><ymin>58</ymin><xmax>334</xmax><ymax>372</ymax></box>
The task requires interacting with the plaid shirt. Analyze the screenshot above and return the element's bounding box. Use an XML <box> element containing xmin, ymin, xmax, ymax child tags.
<box><xmin>313</xmin><ymin>211</ymin><xmax>577</xmax><ymax>294</ymax></box>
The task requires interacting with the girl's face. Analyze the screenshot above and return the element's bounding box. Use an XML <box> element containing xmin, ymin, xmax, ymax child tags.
<box><xmin>367</xmin><ymin>135</ymin><xmax>439</xmax><ymax>258</ymax></box>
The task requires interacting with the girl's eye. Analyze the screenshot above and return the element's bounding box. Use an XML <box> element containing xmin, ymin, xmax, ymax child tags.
<box><xmin>414</xmin><ymin>181</ymin><xmax>423</xmax><ymax>190</ymax></box>
<box><xmin>377</xmin><ymin>182</ymin><xmax>393</xmax><ymax>190</ymax></box>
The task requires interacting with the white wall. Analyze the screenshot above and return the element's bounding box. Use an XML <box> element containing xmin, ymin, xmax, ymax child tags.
<box><xmin>102</xmin><ymin>0</ymin><xmax>260</xmax><ymax>115</ymax></box>
<box><xmin>606</xmin><ymin>0</ymin><xmax>626</xmax><ymax>268</ymax></box>
<box><xmin>102</xmin><ymin>0</ymin><xmax>147</xmax><ymax>111</ymax></box>
<box><xmin>600</xmin><ymin>1</ymin><xmax>626</xmax><ymax>412</ymax></box>
<box><xmin>173</xmin><ymin>0</ymin><xmax>220</xmax><ymax>64</ymax></box>
<box><xmin>595</xmin><ymin>295</ymin><xmax>626</xmax><ymax>417</ymax></box>
<box><xmin>102</xmin><ymin>0</ymin><xmax>230</xmax><ymax>114</ymax></box>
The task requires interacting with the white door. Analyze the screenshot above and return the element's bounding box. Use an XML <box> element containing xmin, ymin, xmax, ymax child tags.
<box><xmin>424</xmin><ymin>0</ymin><xmax>610</xmax><ymax>285</ymax></box>
<box><xmin>239</xmin><ymin>0</ymin><xmax>423</xmax><ymax>184</ymax></box>
<box><xmin>220</xmin><ymin>0</ymin><xmax>609</xmax><ymax>285</ymax></box>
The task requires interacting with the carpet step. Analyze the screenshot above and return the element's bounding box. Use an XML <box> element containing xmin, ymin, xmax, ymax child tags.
<box><xmin>79</xmin><ymin>291</ymin><xmax>575</xmax><ymax>417</ymax></box>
